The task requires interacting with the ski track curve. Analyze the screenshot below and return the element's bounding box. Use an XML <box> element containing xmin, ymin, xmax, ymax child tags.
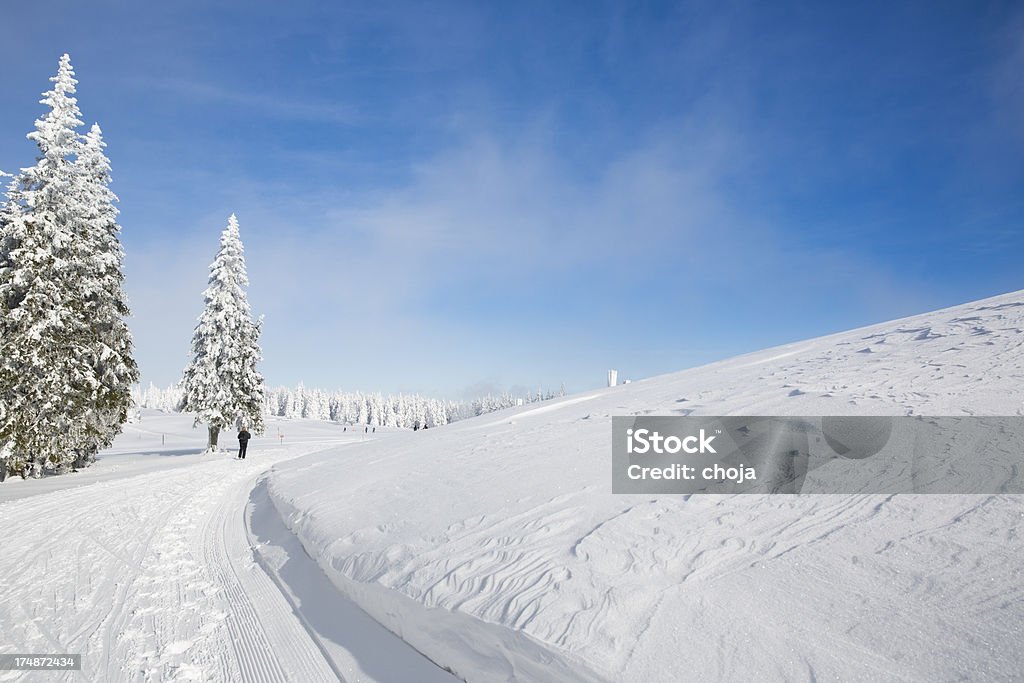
<box><xmin>0</xmin><ymin>443</ymin><xmax>341</xmax><ymax>683</ymax></box>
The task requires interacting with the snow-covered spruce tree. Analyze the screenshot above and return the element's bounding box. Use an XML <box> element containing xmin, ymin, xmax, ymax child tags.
<box><xmin>181</xmin><ymin>214</ymin><xmax>265</xmax><ymax>451</ymax></box>
<box><xmin>68</xmin><ymin>123</ymin><xmax>139</xmax><ymax>467</ymax></box>
<box><xmin>0</xmin><ymin>54</ymin><xmax>136</xmax><ymax>477</ymax></box>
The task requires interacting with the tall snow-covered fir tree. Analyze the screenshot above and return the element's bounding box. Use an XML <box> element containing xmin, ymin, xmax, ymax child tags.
<box><xmin>69</xmin><ymin>123</ymin><xmax>139</xmax><ymax>467</ymax></box>
<box><xmin>0</xmin><ymin>54</ymin><xmax>137</xmax><ymax>477</ymax></box>
<box><xmin>181</xmin><ymin>214</ymin><xmax>266</xmax><ymax>451</ymax></box>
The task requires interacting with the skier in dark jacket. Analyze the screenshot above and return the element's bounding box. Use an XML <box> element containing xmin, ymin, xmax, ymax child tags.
<box><xmin>238</xmin><ymin>427</ymin><xmax>251</xmax><ymax>459</ymax></box>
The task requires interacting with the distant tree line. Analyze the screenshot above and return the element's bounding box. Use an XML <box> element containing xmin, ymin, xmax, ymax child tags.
<box><xmin>133</xmin><ymin>382</ymin><xmax>566</xmax><ymax>429</ymax></box>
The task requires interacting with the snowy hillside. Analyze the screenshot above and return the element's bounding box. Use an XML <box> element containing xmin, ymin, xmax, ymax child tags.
<box><xmin>265</xmin><ymin>289</ymin><xmax>1024</xmax><ymax>682</ymax></box>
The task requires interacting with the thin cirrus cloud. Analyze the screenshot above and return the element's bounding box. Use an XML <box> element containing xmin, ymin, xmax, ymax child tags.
<box><xmin>132</xmin><ymin>77</ymin><xmax>360</xmax><ymax>125</ymax></box>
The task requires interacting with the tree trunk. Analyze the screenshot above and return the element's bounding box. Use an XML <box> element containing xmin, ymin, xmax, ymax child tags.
<box><xmin>207</xmin><ymin>425</ymin><xmax>220</xmax><ymax>451</ymax></box>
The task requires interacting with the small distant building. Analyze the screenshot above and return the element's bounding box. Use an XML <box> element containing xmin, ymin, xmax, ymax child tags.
<box><xmin>607</xmin><ymin>369</ymin><xmax>618</xmax><ymax>387</ymax></box>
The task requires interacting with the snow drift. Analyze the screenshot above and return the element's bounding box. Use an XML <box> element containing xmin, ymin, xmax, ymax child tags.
<box><xmin>265</xmin><ymin>290</ymin><xmax>1024</xmax><ymax>681</ymax></box>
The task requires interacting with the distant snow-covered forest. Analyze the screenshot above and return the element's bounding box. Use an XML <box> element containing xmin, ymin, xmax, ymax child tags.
<box><xmin>133</xmin><ymin>382</ymin><xmax>565</xmax><ymax>429</ymax></box>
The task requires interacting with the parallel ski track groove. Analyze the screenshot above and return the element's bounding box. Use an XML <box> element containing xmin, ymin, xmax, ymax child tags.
<box><xmin>0</xmin><ymin>443</ymin><xmax>343</xmax><ymax>682</ymax></box>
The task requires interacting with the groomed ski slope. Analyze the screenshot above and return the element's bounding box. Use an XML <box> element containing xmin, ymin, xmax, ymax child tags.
<box><xmin>266</xmin><ymin>289</ymin><xmax>1024</xmax><ymax>682</ymax></box>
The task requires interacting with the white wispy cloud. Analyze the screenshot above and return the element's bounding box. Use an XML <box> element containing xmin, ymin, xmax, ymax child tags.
<box><xmin>134</xmin><ymin>77</ymin><xmax>359</xmax><ymax>124</ymax></box>
<box><xmin>122</xmin><ymin>115</ymin><xmax>933</xmax><ymax>394</ymax></box>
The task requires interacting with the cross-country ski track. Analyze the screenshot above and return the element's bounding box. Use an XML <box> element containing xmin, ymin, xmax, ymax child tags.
<box><xmin>0</xmin><ymin>432</ymin><xmax>458</xmax><ymax>683</ymax></box>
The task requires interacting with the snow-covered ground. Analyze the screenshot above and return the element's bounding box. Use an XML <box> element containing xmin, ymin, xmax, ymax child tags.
<box><xmin>2</xmin><ymin>290</ymin><xmax>1023</xmax><ymax>682</ymax></box>
<box><xmin>0</xmin><ymin>415</ymin><xmax>456</xmax><ymax>682</ymax></box>
<box><xmin>264</xmin><ymin>289</ymin><xmax>1024</xmax><ymax>682</ymax></box>
<box><xmin>0</xmin><ymin>414</ymin><xmax>383</xmax><ymax>504</ymax></box>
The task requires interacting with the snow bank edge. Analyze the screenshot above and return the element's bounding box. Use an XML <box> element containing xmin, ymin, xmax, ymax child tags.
<box><xmin>261</xmin><ymin>474</ymin><xmax>609</xmax><ymax>683</ymax></box>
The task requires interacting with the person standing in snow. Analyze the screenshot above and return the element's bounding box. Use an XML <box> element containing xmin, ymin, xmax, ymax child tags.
<box><xmin>237</xmin><ymin>426</ymin><xmax>251</xmax><ymax>459</ymax></box>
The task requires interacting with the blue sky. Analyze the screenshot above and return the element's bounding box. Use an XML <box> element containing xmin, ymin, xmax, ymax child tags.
<box><xmin>1</xmin><ymin>1</ymin><xmax>1023</xmax><ymax>398</ymax></box>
